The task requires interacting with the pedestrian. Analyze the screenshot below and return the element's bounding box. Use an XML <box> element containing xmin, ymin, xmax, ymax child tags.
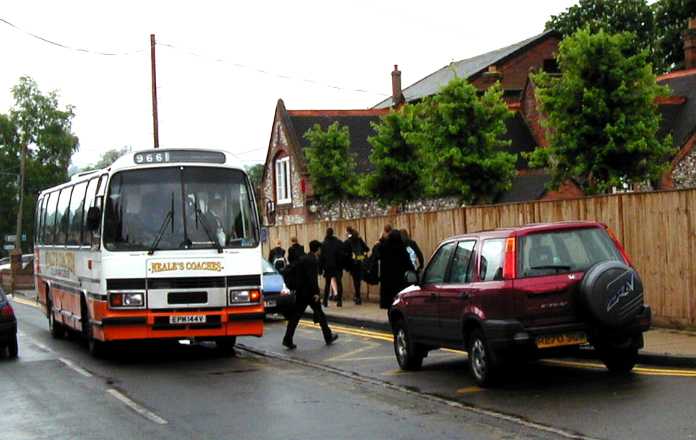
<box><xmin>400</xmin><ymin>228</ymin><xmax>424</xmax><ymax>272</ymax></box>
<box><xmin>319</xmin><ymin>227</ymin><xmax>345</xmax><ymax>307</ymax></box>
<box><xmin>287</xmin><ymin>237</ymin><xmax>305</xmax><ymax>265</ymax></box>
<box><xmin>282</xmin><ymin>240</ymin><xmax>338</xmax><ymax>349</ymax></box>
<box><xmin>345</xmin><ymin>226</ymin><xmax>369</xmax><ymax>305</ymax></box>
<box><xmin>378</xmin><ymin>229</ymin><xmax>414</xmax><ymax>309</ymax></box>
<box><xmin>268</xmin><ymin>240</ymin><xmax>286</xmax><ymax>271</ymax></box>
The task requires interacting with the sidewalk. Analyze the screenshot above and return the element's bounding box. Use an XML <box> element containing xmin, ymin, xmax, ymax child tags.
<box><xmin>317</xmin><ymin>300</ymin><xmax>696</xmax><ymax>368</ymax></box>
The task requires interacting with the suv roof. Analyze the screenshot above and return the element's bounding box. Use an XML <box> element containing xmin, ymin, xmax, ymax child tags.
<box><xmin>446</xmin><ymin>221</ymin><xmax>604</xmax><ymax>242</ymax></box>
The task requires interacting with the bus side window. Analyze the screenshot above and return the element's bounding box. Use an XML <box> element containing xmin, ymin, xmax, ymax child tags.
<box><xmin>82</xmin><ymin>178</ymin><xmax>99</xmax><ymax>246</ymax></box>
<box><xmin>67</xmin><ymin>182</ymin><xmax>87</xmax><ymax>246</ymax></box>
<box><xmin>55</xmin><ymin>187</ymin><xmax>73</xmax><ymax>246</ymax></box>
<box><xmin>35</xmin><ymin>197</ymin><xmax>44</xmax><ymax>245</ymax></box>
<box><xmin>45</xmin><ymin>192</ymin><xmax>59</xmax><ymax>245</ymax></box>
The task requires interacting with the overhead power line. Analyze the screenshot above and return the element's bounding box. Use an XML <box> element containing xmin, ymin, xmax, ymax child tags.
<box><xmin>158</xmin><ymin>42</ymin><xmax>390</xmax><ymax>98</ymax></box>
<box><xmin>0</xmin><ymin>17</ymin><xmax>144</xmax><ymax>56</ymax></box>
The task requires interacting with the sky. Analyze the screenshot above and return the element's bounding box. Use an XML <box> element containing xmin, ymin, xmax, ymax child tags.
<box><xmin>0</xmin><ymin>0</ymin><xmax>577</xmax><ymax>169</ymax></box>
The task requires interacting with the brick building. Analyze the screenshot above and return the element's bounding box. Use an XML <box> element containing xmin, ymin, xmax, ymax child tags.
<box><xmin>261</xmin><ymin>21</ymin><xmax>696</xmax><ymax>226</ymax></box>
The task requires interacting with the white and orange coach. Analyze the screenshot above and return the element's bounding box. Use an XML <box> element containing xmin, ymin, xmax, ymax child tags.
<box><xmin>33</xmin><ymin>148</ymin><xmax>264</xmax><ymax>355</ymax></box>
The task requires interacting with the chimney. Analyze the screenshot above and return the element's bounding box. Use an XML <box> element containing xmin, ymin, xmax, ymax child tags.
<box><xmin>685</xmin><ymin>17</ymin><xmax>696</xmax><ymax>69</ymax></box>
<box><xmin>391</xmin><ymin>65</ymin><xmax>405</xmax><ymax>108</ymax></box>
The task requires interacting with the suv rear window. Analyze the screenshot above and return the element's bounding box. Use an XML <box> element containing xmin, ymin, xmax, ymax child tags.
<box><xmin>518</xmin><ymin>227</ymin><xmax>623</xmax><ymax>278</ymax></box>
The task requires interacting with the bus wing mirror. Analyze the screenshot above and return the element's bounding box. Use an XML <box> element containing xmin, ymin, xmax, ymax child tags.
<box><xmin>86</xmin><ymin>206</ymin><xmax>101</xmax><ymax>231</ymax></box>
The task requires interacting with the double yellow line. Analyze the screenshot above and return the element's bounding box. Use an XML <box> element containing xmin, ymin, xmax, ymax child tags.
<box><xmin>300</xmin><ymin>320</ymin><xmax>696</xmax><ymax>378</ymax></box>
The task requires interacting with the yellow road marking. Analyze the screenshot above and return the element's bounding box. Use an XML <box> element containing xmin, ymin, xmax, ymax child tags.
<box><xmin>300</xmin><ymin>320</ymin><xmax>696</xmax><ymax>378</ymax></box>
<box><xmin>324</xmin><ymin>341</ymin><xmax>380</xmax><ymax>362</ymax></box>
<box><xmin>543</xmin><ymin>359</ymin><xmax>696</xmax><ymax>377</ymax></box>
<box><xmin>456</xmin><ymin>386</ymin><xmax>484</xmax><ymax>395</ymax></box>
<box><xmin>10</xmin><ymin>296</ymin><xmax>39</xmax><ymax>308</ymax></box>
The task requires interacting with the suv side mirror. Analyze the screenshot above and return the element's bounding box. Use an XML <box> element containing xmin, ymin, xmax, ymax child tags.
<box><xmin>405</xmin><ymin>270</ymin><xmax>419</xmax><ymax>285</ymax></box>
<box><xmin>86</xmin><ymin>206</ymin><xmax>101</xmax><ymax>231</ymax></box>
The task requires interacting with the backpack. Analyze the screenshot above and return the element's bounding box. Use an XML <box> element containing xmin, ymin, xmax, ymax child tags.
<box><xmin>406</xmin><ymin>246</ymin><xmax>418</xmax><ymax>270</ymax></box>
<box><xmin>363</xmin><ymin>254</ymin><xmax>380</xmax><ymax>285</ymax></box>
<box><xmin>282</xmin><ymin>261</ymin><xmax>300</xmax><ymax>291</ymax></box>
<box><xmin>273</xmin><ymin>257</ymin><xmax>286</xmax><ymax>272</ymax></box>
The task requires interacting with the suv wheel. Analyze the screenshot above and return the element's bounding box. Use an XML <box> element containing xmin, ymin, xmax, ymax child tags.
<box><xmin>8</xmin><ymin>335</ymin><xmax>18</xmax><ymax>359</ymax></box>
<box><xmin>468</xmin><ymin>329</ymin><xmax>499</xmax><ymax>387</ymax></box>
<box><xmin>393</xmin><ymin>321</ymin><xmax>424</xmax><ymax>371</ymax></box>
<box><xmin>595</xmin><ymin>337</ymin><xmax>639</xmax><ymax>374</ymax></box>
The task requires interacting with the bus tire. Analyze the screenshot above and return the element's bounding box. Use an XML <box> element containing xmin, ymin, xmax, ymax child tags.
<box><xmin>47</xmin><ymin>294</ymin><xmax>65</xmax><ymax>339</ymax></box>
<box><xmin>81</xmin><ymin>296</ymin><xmax>106</xmax><ymax>358</ymax></box>
<box><xmin>215</xmin><ymin>337</ymin><xmax>237</xmax><ymax>356</ymax></box>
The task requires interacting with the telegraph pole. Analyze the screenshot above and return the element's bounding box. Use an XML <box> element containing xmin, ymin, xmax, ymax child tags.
<box><xmin>150</xmin><ymin>33</ymin><xmax>160</xmax><ymax>149</ymax></box>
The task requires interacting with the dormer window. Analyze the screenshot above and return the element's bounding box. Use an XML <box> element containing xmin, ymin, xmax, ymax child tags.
<box><xmin>275</xmin><ymin>156</ymin><xmax>291</xmax><ymax>204</ymax></box>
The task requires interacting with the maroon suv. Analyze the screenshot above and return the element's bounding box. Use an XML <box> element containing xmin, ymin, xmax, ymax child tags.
<box><xmin>389</xmin><ymin>221</ymin><xmax>651</xmax><ymax>386</ymax></box>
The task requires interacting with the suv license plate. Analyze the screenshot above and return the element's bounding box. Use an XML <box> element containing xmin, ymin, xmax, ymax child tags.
<box><xmin>265</xmin><ymin>300</ymin><xmax>277</xmax><ymax>308</ymax></box>
<box><xmin>536</xmin><ymin>332</ymin><xmax>587</xmax><ymax>349</ymax></box>
<box><xmin>169</xmin><ymin>315</ymin><xmax>206</xmax><ymax>324</ymax></box>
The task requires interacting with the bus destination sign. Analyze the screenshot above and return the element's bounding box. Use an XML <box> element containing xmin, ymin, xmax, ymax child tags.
<box><xmin>134</xmin><ymin>149</ymin><xmax>226</xmax><ymax>165</ymax></box>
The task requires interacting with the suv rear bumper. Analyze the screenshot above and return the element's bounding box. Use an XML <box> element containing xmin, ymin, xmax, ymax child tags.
<box><xmin>482</xmin><ymin>305</ymin><xmax>652</xmax><ymax>354</ymax></box>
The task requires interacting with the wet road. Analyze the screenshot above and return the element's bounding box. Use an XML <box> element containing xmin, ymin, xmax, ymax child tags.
<box><xmin>2</xmin><ymin>300</ymin><xmax>696</xmax><ymax>440</ymax></box>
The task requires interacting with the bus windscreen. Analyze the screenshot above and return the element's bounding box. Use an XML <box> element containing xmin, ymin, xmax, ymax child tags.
<box><xmin>103</xmin><ymin>167</ymin><xmax>258</xmax><ymax>251</ymax></box>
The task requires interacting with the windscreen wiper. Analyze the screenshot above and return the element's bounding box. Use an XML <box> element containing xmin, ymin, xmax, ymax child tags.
<box><xmin>193</xmin><ymin>199</ymin><xmax>223</xmax><ymax>254</ymax></box>
<box><xmin>148</xmin><ymin>193</ymin><xmax>175</xmax><ymax>256</ymax></box>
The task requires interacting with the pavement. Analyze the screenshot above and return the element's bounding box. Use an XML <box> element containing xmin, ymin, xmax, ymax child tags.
<box><xmin>317</xmin><ymin>299</ymin><xmax>696</xmax><ymax>368</ymax></box>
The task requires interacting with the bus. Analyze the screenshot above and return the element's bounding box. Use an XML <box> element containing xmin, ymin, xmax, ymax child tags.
<box><xmin>33</xmin><ymin>148</ymin><xmax>264</xmax><ymax>356</ymax></box>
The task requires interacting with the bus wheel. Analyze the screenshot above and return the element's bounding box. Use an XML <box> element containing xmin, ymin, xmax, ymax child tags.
<box><xmin>81</xmin><ymin>296</ymin><xmax>106</xmax><ymax>358</ymax></box>
<box><xmin>215</xmin><ymin>337</ymin><xmax>237</xmax><ymax>356</ymax></box>
<box><xmin>47</xmin><ymin>295</ymin><xmax>65</xmax><ymax>339</ymax></box>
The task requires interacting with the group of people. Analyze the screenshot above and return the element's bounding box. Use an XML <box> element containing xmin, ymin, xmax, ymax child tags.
<box><xmin>268</xmin><ymin>224</ymin><xmax>423</xmax><ymax>350</ymax></box>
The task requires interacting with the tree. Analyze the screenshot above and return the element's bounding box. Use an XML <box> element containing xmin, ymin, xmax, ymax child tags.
<box><xmin>653</xmin><ymin>0</ymin><xmax>696</xmax><ymax>71</ymax></box>
<box><xmin>244</xmin><ymin>163</ymin><xmax>264</xmax><ymax>202</ymax></box>
<box><xmin>546</xmin><ymin>0</ymin><xmax>657</xmax><ymax>67</ymax></box>
<box><xmin>528</xmin><ymin>29</ymin><xmax>674</xmax><ymax>194</ymax></box>
<box><xmin>81</xmin><ymin>146</ymin><xmax>131</xmax><ymax>172</ymax></box>
<box><xmin>0</xmin><ymin>76</ymin><xmax>78</xmax><ymax>253</ymax></box>
<box><xmin>363</xmin><ymin>106</ymin><xmax>423</xmax><ymax>204</ymax></box>
<box><xmin>407</xmin><ymin>78</ymin><xmax>517</xmax><ymax>204</ymax></box>
<box><xmin>303</xmin><ymin>122</ymin><xmax>357</xmax><ymax>203</ymax></box>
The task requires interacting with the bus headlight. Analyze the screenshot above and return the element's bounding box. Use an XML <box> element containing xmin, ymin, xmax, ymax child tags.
<box><xmin>229</xmin><ymin>289</ymin><xmax>261</xmax><ymax>304</ymax></box>
<box><xmin>109</xmin><ymin>292</ymin><xmax>145</xmax><ymax>308</ymax></box>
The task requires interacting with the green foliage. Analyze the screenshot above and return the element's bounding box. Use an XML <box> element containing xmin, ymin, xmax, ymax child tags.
<box><xmin>0</xmin><ymin>76</ymin><xmax>79</xmax><ymax>252</ymax></box>
<box><xmin>529</xmin><ymin>29</ymin><xmax>674</xmax><ymax>194</ymax></box>
<box><xmin>546</xmin><ymin>0</ymin><xmax>654</xmax><ymax>48</ymax></box>
<box><xmin>363</xmin><ymin>106</ymin><xmax>423</xmax><ymax>204</ymax></box>
<box><xmin>546</xmin><ymin>0</ymin><xmax>696</xmax><ymax>73</ymax></box>
<box><xmin>303</xmin><ymin>122</ymin><xmax>357</xmax><ymax>203</ymax></box>
<box><xmin>244</xmin><ymin>163</ymin><xmax>264</xmax><ymax>201</ymax></box>
<box><xmin>407</xmin><ymin>78</ymin><xmax>517</xmax><ymax>204</ymax></box>
<box><xmin>653</xmin><ymin>0</ymin><xmax>696</xmax><ymax>71</ymax></box>
<box><xmin>81</xmin><ymin>146</ymin><xmax>131</xmax><ymax>172</ymax></box>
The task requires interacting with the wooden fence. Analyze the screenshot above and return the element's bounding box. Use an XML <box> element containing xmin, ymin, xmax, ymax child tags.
<box><xmin>263</xmin><ymin>188</ymin><xmax>696</xmax><ymax>328</ymax></box>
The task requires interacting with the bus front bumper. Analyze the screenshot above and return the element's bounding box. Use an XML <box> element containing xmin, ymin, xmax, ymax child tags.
<box><xmin>91</xmin><ymin>305</ymin><xmax>265</xmax><ymax>342</ymax></box>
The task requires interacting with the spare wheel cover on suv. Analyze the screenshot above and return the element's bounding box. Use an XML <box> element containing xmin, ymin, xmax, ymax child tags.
<box><xmin>579</xmin><ymin>261</ymin><xmax>644</xmax><ymax>327</ymax></box>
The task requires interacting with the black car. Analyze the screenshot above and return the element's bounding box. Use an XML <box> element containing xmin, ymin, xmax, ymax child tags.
<box><xmin>0</xmin><ymin>289</ymin><xmax>18</xmax><ymax>359</ymax></box>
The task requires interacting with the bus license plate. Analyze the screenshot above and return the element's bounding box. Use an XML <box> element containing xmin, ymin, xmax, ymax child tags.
<box><xmin>265</xmin><ymin>300</ymin><xmax>277</xmax><ymax>308</ymax></box>
<box><xmin>170</xmin><ymin>315</ymin><xmax>206</xmax><ymax>324</ymax></box>
<box><xmin>536</xmin><ymin>332</ymin><xmax>587</xmax><ymax>349</ymax></box>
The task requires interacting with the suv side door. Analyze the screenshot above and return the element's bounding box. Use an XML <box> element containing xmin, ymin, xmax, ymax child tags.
<box><xmin>467</xmin><ymin>237</ymin><xmax>511</xmax><ymax>322</ymax></box>
<box><xmin>437</xmin><ymin>240</ymin><xmax>477</xmax><ymax>343</ymax></box>
<box><xmin>409</xmin><ymin>241</ymin><xmax>456</xmax><ymax>340</ymax></box>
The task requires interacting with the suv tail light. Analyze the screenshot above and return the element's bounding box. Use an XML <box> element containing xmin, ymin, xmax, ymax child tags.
<box><xmin>502</xmin><ymin>236</ymin><xmax>516</xmax><ymax>280</ymax></box>
<box><xmin>0</xmin><ymin>303</ymin><xmax>14</xmax><ymax>319</ymax></box>
<box><xmin>606</xmin><ymin>227</ymin><xmax>634</xmax><ymax>267</ymax></box>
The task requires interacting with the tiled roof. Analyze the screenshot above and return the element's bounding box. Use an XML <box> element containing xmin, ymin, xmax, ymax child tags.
<box><xmin>657</xmin><ymin>69</ymin><xmax>696</xmax><ymax>149</ymax></box>
<box><xmin>374</xmin><ymin>30</ymin><xmax>558</xmax><ymax>109</ymax></box>
<box><xmin>496</xmin><ymin>174</ymin><xmax>551</xmax><ymax>204</ymax></box>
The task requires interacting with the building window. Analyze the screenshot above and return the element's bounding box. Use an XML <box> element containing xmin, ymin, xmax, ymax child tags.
<box><xmin>275</xmin><ymin>156</ymin><xmax>291</xmax><ymax>204</ymax></box>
